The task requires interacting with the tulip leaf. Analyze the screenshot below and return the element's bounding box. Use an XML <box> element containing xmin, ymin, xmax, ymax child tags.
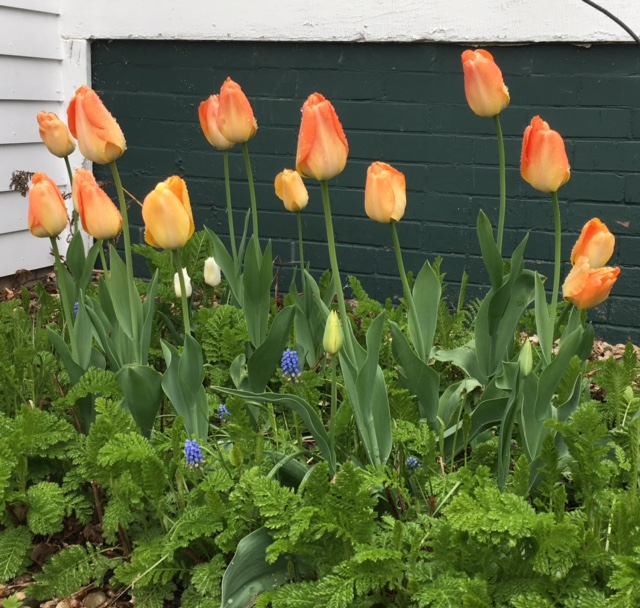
<box><xmin>438</xmin><ymin>377</ymin><xmax>482</xmax><ymax>430</ymax></box>
<box><xmin>434</xmin><ymin>342</ymin><xmax>486</xmax><ymax>386</ymax></box>
<box><xmin>477</xmin><ymin>210</ymin><xmax>504</xmax><ymax>291</ymax></box>
<box><xmin>108</xmin><ymin>246</ymin><xmax>135</xmax><ymax>341</ymax></box>
<box><xmin>139</xmin><ymin>270</ymin><xmax>159</xmax><ymax>364</ymax></box>
<box><xmin>534</xmin><ymin>272</ymin><xmax>552</xmax><ymax>367</ymax></box>
<box><xmin>73</xmin><ymin>294</ymin><xmax>93</xmax><ymax>371</ymax></box>
<box><xmin>243</xmin><ymin>236</ymin><xmax>273</xmax><ymax>348</ymax></box>
<box><xmin>116</xmin><ymin>364</ymin><xmax>163</xmax><ymax>438</ymax></box>
<box><xmin>411</xmin><ymin>260</ymin><xmax>441</xmax><ymax>360</ymax></box>
<box><xmin>497</xmin><ymin>364</ymin><xmax>523</xmax><ymax>490</ymax></box>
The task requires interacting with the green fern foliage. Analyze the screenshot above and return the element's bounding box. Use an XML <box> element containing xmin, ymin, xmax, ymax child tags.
<box><xmin>0</xmin><ymin>527</ymin><xmax>31</xmax><ymax>584</ymax></box>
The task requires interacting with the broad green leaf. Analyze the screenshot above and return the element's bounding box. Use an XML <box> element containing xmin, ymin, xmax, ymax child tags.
<box><xmin>139</xmin><ymin>270</ymin><xmax>159</xmax><ymax>364</ymax></box>
<box><xmin>411</xmin><ymin>260</ymin><xmax>441</xmax><ymax>359</ymax></box>
<box><xmin>534</xmin><ymin>273</ymin><xmax>552</xmax><ymax>367</ymax></box>
<box><xmin>497</xmin><ymin>362</ymin><xmax>522</xmax><ymax>490</ymax></box>
<box><xmin>243</xmin><ymin>236</ymin><xmax>273</xmax><ymax>348</ymax></box>
<box><xmin>65</xmin><ymin>230</ymin><xmax>87</xmax><ymax>283</ymax></box>
<box><xmin>437</xmin><ymin>377</ymin><xmax>482</xmax><ymax>429</ymax></box>
<box><xmin>116</xmin><ymin>364</ymin><xmax>163</xmax><ymax>438</ymax></box>
<box><xmin>108</xmin><ymin>246</ymin><xmax>134</xmax><ymax>341</ymax></box>
<box><xmin>74</xmin><ymin>294</ymin><xmax>93</xmax><ymax>371</ymax></box>
<box><xmin>476</xmin><ymin>210</ymin><xmax>504</xmax><ymax>290</ymax></box>
<box><xmin>434</xmin><ymin>341</ymin><xmax>486</xmax><ymax>386</ymax></box>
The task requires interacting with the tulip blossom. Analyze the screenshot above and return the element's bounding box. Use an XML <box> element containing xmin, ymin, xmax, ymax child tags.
<box><xmin>204</xmin><ymin>257</ymin><xmax>222</xmax><ymax>287</ymax></box>
<box><xmin>67</xmin><ymin>86</ymin><xmax>126</xmax><ymax>164</ymax></box>
<box><xmin>72</xmin><ymin>169</ymin><xmax>122</xmax><ymax>240</ymax></box>
<box><xmin>323</xmin><ymin>310</ymin><xmax>343</xmax><ymax>355</ymax></box>
<box><xmin>274</xmin><ymin>169</ymin><xmax>309</xmax><ymax>212</ymax></box>
<box><xmin>296</xmin><ymin>93</ymin><xmax>349</xmax><ymax>181</ymax></box>
<box><xmin>461</xmin><ymin>49</ymin><xmax>510</xmax><ymax>118</ymax></box>
<box><xmin>216</xmin><ymin>78</ymin><xmax>257</xmax><ymax>144</ymax></box>
<box><xmin>174</xmin><ymin>268</ymin><xmax>193</xmax><ymax>298</ymax></box>
<box><xmin>142</xmin><ymin>176</ymin><xmax>195</xmax><ymax>250</ymax></box>
<box><xmin>570</xmin><ymin>218</ymin><xmax>615</xmax><ymax>268</ymax></box>
<box><xmin>27</xmin><ymin>173</ymin><xmax>69</xmax><ymax>238</ymax></box>
<box><xmin>198</xmin><ymin>95</ymin><xmax>234</xmax><ymax>150</ymax></box>
<box><xmin>36</xmin><ymin>112</ymin><xmax>76</xmax><ymax>158</ymax></box>
<box><xmin>521</xmin><ymin>116</ymin><xmax>570</xmax><ymax>193</ymax></box>
<box><xmin>563</xmin><ymin>256</ymin><xmax>620</xmax><ymax>310</ymax></box>
<box><xmin>364</xmin><ymin>162</ymin><xmax>407</xmax><ymax>224</ymax></box>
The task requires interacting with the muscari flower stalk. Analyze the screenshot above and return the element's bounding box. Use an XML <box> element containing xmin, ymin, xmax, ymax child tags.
<box><xmin>184</xmin><ymin>439</ymin><xmax>205</xmax><ymax>467</ymax></box>
<box><xmin>406</xmin><ymin>456</ymin><xmax>421</xmax><ymax>471</ymax></box>
<box><xmin>281</xmin><ymin>348</ymin><xmax>302</xmax><ymax>382</ymax></box>
<box><xmin>218</xmin><ymin>404</ymin><xmax>231</xmax><ymax>421</ymax></box>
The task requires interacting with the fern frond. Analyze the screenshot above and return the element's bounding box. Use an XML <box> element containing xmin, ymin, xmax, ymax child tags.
<box><xmin>0</xmin><ymin>527</ymin><xmax>31</xmax><ymax>584</ymax></box>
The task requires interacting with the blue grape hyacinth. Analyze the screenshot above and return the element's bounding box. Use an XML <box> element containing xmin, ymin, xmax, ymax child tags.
<box><xmin>281</xmin><ymin>348</ymin><xmax>301</xmax><ymax>381</ymax></box>
<box><xmin>184</xmin><ymin>439</ymin><xmax>204</xmax><ymax>467</ymax></box>
<box><xmin>218</xmin><ymin>404</ymin><xmax>231</xmax><ymax>421</ymax></box>
<box><xmin>406</xmin><ymin>456</ymin><xmax>421</xmax><ymax>471</ymax></box>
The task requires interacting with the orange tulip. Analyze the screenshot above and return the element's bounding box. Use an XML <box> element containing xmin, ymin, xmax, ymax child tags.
<box><xmin>142</xmin><ymin>176</ymin><xmax>195</xmax><ymax>250</ymax></box>
<box><xmin>364</xmin><ymin>162</ymin><xmax>407</xmax><ymax>224</ymax></box>
<box><xmin>36</xmin><ymin>111</ymin><xmax>76</xmax><ymax>158</ymax></box>
<box><xmin>296</xmin><ymin>93</ymin><xmax>349</xmax><ymax>181</ymax></box>
<box><xmin>72</xmin><ymin>169</ymin><xmax>122</xmax><ymax>240</ymax></box>
<box><xmin>216</xmin><ymin>78</ymin><xmax>257</xmax><ymax>144</ymax></box>
<box><xmin>198</xmin><ymin>95</ymin><xmax>234</xmax><ymax>150</ymax></box>
<box><xmin>563</xmin><ymin>255</ymin><xmax>620</xmax><ymax>310</ymax></box>
<box><xmin>274</xmin><ymin>170</ymin><xmax>309</xmax><ymax>212</ymax></box>
<box><xmin>28</xmin><ymin>173</ymin><xmax>68</xmax><ymax>238</ymax></box>
<box><xmin>521</xmin><ymin>116</ymin><xmax>570</xmax><ymax>193</ymax></box>
<box><xmin>570</xmin><ymin>218</ymin><xmax>615</xmax><ymax>268</ymax></box>
<box><xmin>67</xmin><ymin>86</ymin><xmax>126</xmax><ymax>164</ymax></box>
<box><xmin>461</xmin><ymin>49</ymin><xmax>510</xmax><ymax>118</ymax></box>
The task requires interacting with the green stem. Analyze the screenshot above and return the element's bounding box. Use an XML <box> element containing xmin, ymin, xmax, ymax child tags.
<box><xmin>108</xmin><ymin>161</ymin><xmax>133</xmax><ymax>282</ymax></box>
<box><xmin>390</xmin><ymin>221</ymin><xmax>425</xmax><ymax>359</ymax></box>
<box><xmin>494</xmin><ymin>115</ymin><xmax>507</xmax><ymax>255</ymax></box>
<box><xmin>98</xmin><ymin>241</ymin><xmax>109</xmax><ymax>285</ymax></box>
<box><xmin>329</xmin><ymin>356</ymin><xmax>338</xmax><ymax>459</ymax></box>
<box><xmin>296</xmin><ymin>211</ymin><xmax>305</xmax><ymax>276</ymax></box>
<box><xmin>63</xmin><ymin>156</ymin><xmax>78</xmax><ymax>233</ymax></box>
<box><xmin>320</xmin><ymin>180</ymin><xmax>354</xmax><ymax>360</ymax></box>
<box><xmin>242</xmin><ymin>143</ymin><xmax>259</xmax><ymax>240</ymax></box>
<box><xmin>223</xmin><ymin>150</ymin><xmax>238</xmax><ymax>261</ymax></box>
<box><xmin>50</xmin><ymin>237</ymin><xmax>73</xmax><ymax>339</ymax></box>
<box><xmin>550</xmin><ymin>191</ymin><xmax>562</xmax><ymax>334</ymax></box>
<box><xmin>172</xmin><ymin>250</ymin><xmax>191</xmax><ymax>337</ymax></box>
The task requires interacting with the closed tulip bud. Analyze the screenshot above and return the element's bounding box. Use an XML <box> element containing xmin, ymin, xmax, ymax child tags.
<box><xmin>563</xmin><ymin>256</ymin><xmax>620</xmax><ymax>310</ymax></box>
<box><xmin>37</xmin><ymin>111</ymin><xmax>76</xmax><ymax>158</ymax></box>
<box><xmin>364</xmin><ymin>162</ymin><xmax>407</xmax><ymax>224</ymax></box>
<box><xmin>67</xmin><ymin>85</ymin><xmax>126</xmax><ymax>164</ymax></box>
<box><xmin>216</xmin><ymin>78</ymin><xmax>257</xmax><ymax>144</ymax></box>
<box><xmin>142</xmin><ymin>176</ymin><xmax>195</xmax><ymax>250</ymax></box>
<box><xmin>28</xmin><ymin>173</ymin><xmax>69</xmax><ymax>238</ymax></box>
<box><xmin>323</xmin><ymin>310</ymin><xmax>343</xmax><ymax>355</ymax></box>
<box><xmin>274</xmin><ymin>169</ymin><xmax>309</xmax><ymax>212</ymax></box>
<box><xmin>521</xmin><ymin>116</ymin><xmax>570</xmax><ymax>193</ymax></box>
<box><xmin>204</xmin><ymin>256</ymin><xmax>222</xmax><ymax>287</ymax></box>
<box><xmin>461</xmin><ymin>50</ymin><xmax>510</xmax><ymax>118</ymax></box>
<box><xmin>296</xmin><ymin>93</ymin><xmax>349</xmax><ymax>181</ymax></box>
<box><xmin>518</xmin><ymin>340</ymin><xmax>533</xmax><ymax>377</ymax></box>
<box><xmin>198</xmin><ymin>95</ymin><xmax>234</xmax><ymax>150</ymax></box>
<box><xmin>570</xmin><ymin>218</ymin><xmax>615</xmax><ymax>269</ymax></box>
<box><xmin>72</xmin><ymin>169</ymin><xmax>122</xmax><ymax>240</ymax></box>
<box><xmin>174</xmin><ymin>268</ymin><xmax>192</xmax><ymax>298</ymax></box>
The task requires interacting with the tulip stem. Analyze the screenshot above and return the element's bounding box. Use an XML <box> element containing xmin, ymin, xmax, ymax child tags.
<box><xmin>242</xmin><ymin>143</ymin><xmax>259</xmax><ymax>241</ymax></box>
<box><xmin>64</xmin><ymin>156</ymin><xmax>78</xmax><ymax>233</ymax></box>
<box><xmin>108</xmin><ymin>161</ymin><xmax>134</xmax><ymax>283</ymax></box>
<box><xmin>50</xmin><ymin>237</ymin><xmax>74</xmax><ymax>339</ymax></box>
<box><xmin>320</xmin><ymin>180</ymin><xmax>354</xmax><ymax>361</ymax></box>
<box><xmin>223</xmin><ymin>150</ymin><xmax>238</xmax><ymax>262</ymax></box>
<box><xmin>98</xmin><ymin>240</ymin><xmax>109</xmax><ymax>285</ymax></box>
<box><xmin>172</xmin><ymin>250</ymin><xmax>191</xmax><ymax>338</ymax></box>
<box><xmin>494</xmin><ymin>115</ymin><xmax>507</xmax><ymax>256</ymax></box>
<box><xmin>550</xmin><ymin>191</ymin><xmax>562</xmax><ymax>335</ymax></box>
<box><xmin>296</xmin><ymin>211</ymin><xmax>305</xmax><ymax>277</ymax></box>
<box><xmin>390</xmin><ymin>221</ymin><xmax>425</xmax><ymax>360</ymax></box>
<box><xmin>329</xmin><ymin>355</ymin><xmax>338</xmax><ymax>463</ymax></box>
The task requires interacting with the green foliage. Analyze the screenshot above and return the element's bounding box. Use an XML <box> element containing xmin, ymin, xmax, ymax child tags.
<box><xmin>0</xmin><ymin>527</ymin><xmax>32</xmax><ymax>584</ymax></box>
<box><xmin>26</xmin><ymin>481</ymin><xmax>66</xmax><ymax>535</ymax></box>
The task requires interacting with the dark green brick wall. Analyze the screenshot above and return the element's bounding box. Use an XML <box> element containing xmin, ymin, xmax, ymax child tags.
<box><xmin>92</xmin><ymin>41</ymin><xmax>640</xmax><ymax>343</ymax></box>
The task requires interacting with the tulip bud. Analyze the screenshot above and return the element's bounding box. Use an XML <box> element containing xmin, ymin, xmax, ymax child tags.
<box><xmin>198</xmin><ymin>95</ymin><xmax>234</xmax><ymax>150</ymax></box>
<box><xmin>36</xmin><ymin>112</ymin><xmax>76</xmax><ymax>158</ymax></box>
<box><xmin>216</xmin><ymin>78</ymin><xmax>257</xmax><ymax>144</ymax></box>
<box><xmin>204</xmin><ymin>257</ymin><xmax>222</xmax><ymax>287</ymax></box>
<box><xmin>570</xmin><ymin>218</ymin><xmax>615</xmax><ymax>269</ymax></box>
<box><xmin>461</xmin><ymin>49</ymin><xmax>510</xmax><ymax>118</ymax></box>
<box><xmin>67</xmin><ymin>85</ymin><xmax>126</xmax><ymax>164</ymax></box>
<box><xmin>296</xmin><ymin>93</ymin><xmax>349</xmax><ymax>181</ymax></box>
<box><xmin>274</xmin><ymin>169</ymin><xmax>309</xmax><ymax>212</ymax></box>
<box><xmin>364</xmin><ymin>162</ymin><xmax>407</xmax><ymax>224</ymax></box>
<box><xmin>174</xmin><ymin>268</ymin><xmax>192</xmax><ymax>298</ymax></box>
<box><xmin>521</xmin><ymin>116</ymin><xmax>570</xmax><ymax>193</ymax></box>
<box><xmin>142</xmin><ymin>176</ymin><xmax>195</xmax><ymax>250</ymax></box>
<box><xmin>72</xmin><ymin>169</ymin><xmax>123</xmax><ymax>240</ymax></box>
<box><xmin>28</xmin><ymin>173</ymin><xmax>69</xmax><ymax>238</ymax></box>
<box><xmin>562</xmin><ymin>255</ymin><xmax>620</xmax><ymax>310</ymax></box>
<box><xmin>323</xmin><ymin>310</ymin><xmax>343</xmax><ymax>355</ymax></box>
<box><xmin>518</xmin><ymin>340</ymin><xmax>533</xmax><ymax>377</ymax></box>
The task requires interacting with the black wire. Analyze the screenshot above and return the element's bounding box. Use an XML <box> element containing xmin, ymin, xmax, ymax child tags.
<box><xmin>579</xmin><ymin>0</ymin><xmax>640</xmax><ymax>45</ymax></box>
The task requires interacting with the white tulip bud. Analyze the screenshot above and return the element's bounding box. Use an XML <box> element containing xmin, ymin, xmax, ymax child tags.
<box><xmin>174</xmin><ymin>268</ymin><xmax>192</xmax><ymax>298</ymax></box>
<box><xmin>204</xmin><ymin>256</ymin><xmax>222</xmax><ymax>287</ymax></box>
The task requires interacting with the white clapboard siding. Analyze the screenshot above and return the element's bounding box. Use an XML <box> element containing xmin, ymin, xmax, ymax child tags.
<box><xmin>0</xmin><ymin>186</ymin><xmax>70</xmax><ymax>235</ymax></box>
<box><xmin>2</xmin><ymin>0</ymin><xmax>58</xmax><ymax>14</ymax></box>
<box><xmin>0</xmin><ymin>143</ymin><xmax>68</xmax><ymax>194</ymax></box>
<box><xmin>0</xmin><ymin>56</ymin><xmax>63</xmax><ymax>101</ymax></box>
<box><xmin>0</xmin><ymin>6</ymin><xmax>61</xmax><ymax>60</ymax></box>
<box><xmin>0</xmin><ymin>230</ymin><xmax>55</xmax><ymax>277</ymax></box>
<box><xmin>0</xmin><ymin>100</ymin><xmax>63</xmax><ymax>145</ymax></box>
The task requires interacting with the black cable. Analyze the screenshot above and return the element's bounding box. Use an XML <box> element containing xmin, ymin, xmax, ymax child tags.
<box><xmin>579</xmin><ymin>0</ymin><xmax>640</xmax><ymax>45</ymax></box>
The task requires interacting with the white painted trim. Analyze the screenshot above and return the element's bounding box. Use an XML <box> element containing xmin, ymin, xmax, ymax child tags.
<box><xmin>60</xmin><ymin>0</ymin><xmax>640</xmax><ymax>44</ymax></box>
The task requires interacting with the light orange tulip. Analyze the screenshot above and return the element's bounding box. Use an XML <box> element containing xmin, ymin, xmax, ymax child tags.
<box><xmin>296</xmin><ymin>93</ymin><xmax>349</xmax><ymax>181</ymax></box>
<box><xmin>274</xmin><ymin>170</ymin><xmax>309</xmax><ymax>212</ymax></box>
<box><xmin>570</xmin><ymin>218</ymin><xmax>615</xmax><ymax>269</ymax></box>
<box><xmin>67</xmin><ymin>86</ymin><xmax>126</xmax><ymax>164</ymax></box>
<box><xmin>461</xmin><ymin>49</ymin><xmax>510</xmax><ymax>118</ymax></box>
<box><xmin>198</xmin><ymin>95</ymin><xmax>234</xmax><ymax>150</ymax></box>
<box><xmin>142</xmin><ymin>176</ymin><xmax>195</xmax><ymax>250</ymax></box>
<box><xmin>37</xmin><ymin>112</ymin><xmax>76</xmax><ymax>158</ymax></box>
<box><xmin>364</xmin><ymin>162</ymin><xmax>407</xmax><ymax>224</ymax></box>
<box><xmin>72</xmin><ymin>169</ymin><xmax>122</xmax><ymax>240</ymax></box>
<box><xmin>28</xmin><ymin>173</ymin><xmax>68</xmax><ymax>238</ymax></box>
<box><xmin>563</xmin><ymin>255</ymin><xmax>620</xmax><ymax>310</ymax></box>
<box><xmin>216</xmin><ymin>78</ymin><xmax>257</xmax><ymax>144</ymax></box>
<box><xmin>521</xmin><ymin>116</ymin><xmax>570</xmax><ymax>193</ymax></box>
